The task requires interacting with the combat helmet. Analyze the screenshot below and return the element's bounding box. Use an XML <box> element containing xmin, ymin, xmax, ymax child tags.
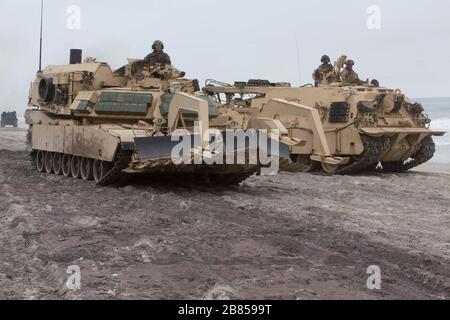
<box><xmin>321</xmin><ymin>55</ymin><xmax>331</xmax><ymax>63</ymax></box>
<box><xmin>346</xmin><ymin>59</ymin><xmax>355</xmax><ymax>66</ymax></box>
<box><xmin>152</xmin><ymin>40</ymin><xmax>165</xmax><ymax>50</ymax></box>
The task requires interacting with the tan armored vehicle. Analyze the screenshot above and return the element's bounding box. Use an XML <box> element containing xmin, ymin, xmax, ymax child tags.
<box><xmin>26</xmin><ymin>50</ymin><xmax>287</xmax><ymax>185</ymax></box>
<box><xmin>1</xmin><ymin>111</ymin><xmax>18</xmax><ymax>128</ymax></box>
<box><xmin>203</xmin><ymin>58</ymin><xmax>446</xmax><ymax>174</ymax></box>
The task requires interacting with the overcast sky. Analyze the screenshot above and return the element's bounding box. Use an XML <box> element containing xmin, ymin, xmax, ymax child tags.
<box><xmin>1</xmin><ymin>0</ymin><xmax>449</xmax><ymax>114</ymax></box>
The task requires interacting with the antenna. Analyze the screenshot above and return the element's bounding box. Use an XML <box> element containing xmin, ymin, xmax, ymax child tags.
<box><xmin>38</xmin><ymin>0</ymin><xmax>44</xmax><ymax>71</ymax></box>
<box><xmin>294</xmin><ymin>33</ymin><xmax>302</xmax><ymax>86</ymax></box>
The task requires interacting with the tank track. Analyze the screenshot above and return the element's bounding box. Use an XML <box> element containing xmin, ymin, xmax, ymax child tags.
<box><xmin>381</xmin><ymin>136</ymin><xmax>435</xmax><ymax>173</ymax></box>
<box><xmin>97</xmin><ymin>150</ymin><xmax>133</xmax><ymax>186</ymax></box>
<box><xmin>99</xmin><ymin>151</ymin><xmax>255</xmax><ymax>187</ymax></box>
<box><xmin>279</xmin><ymin>159</ymin><xmax>311</xmax><ymax>173</ymax></box>
<box><xmin>335</xmin><ymin>136</ymin><xmax>384</xmax><ymax>175</ymax></box>
<box><xmin>280</xmin><ymin>136</ymin><xmax>384</xmax><ymax>175</ymax></box>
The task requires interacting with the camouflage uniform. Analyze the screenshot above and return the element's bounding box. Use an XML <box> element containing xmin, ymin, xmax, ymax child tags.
<box><xmin>313</xmin><ymin>63</ymin><xmax>334</xmax><ymax>84</ymax></box>
<box><xmin>340</xmin><ymin>68</ymin><xmax>363</xmax><ymax>85</ymax></box>
<box><xmin>143</xmin><ymin>51</ymin><xmax>172</xmax><ymax>66</ymax></box>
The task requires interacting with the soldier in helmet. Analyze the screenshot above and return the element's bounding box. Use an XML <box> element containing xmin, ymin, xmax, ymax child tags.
<box><xmin>313</xmin><ymin>55</ymin><xmax>334</xmax><ymax>86</ymax></box>
<box><xmin>143</xmin><ymin>40</ymin><xmax>172</xmax><ymax>66</ymax></box>
<box><xmin>340</xmin><ymin>59</ymin><xmax>364</xmax><ymax>85</ymax></box>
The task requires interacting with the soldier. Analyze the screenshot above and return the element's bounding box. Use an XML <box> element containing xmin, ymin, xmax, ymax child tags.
<box><xmin>143</xmin><ymin>40</ymin><xmax>172</xmax><ymax>66</ymax></box>
<box><xmin>313</xmin><ymin>55</ymin><xmax>334</xmax><ymax>86</ymax></box>
<box><xmin>370</xmin><ymin>79</ymin><xmax>380</xmax><ymax>87</ymax></box>
<box><xmin>340</xmin><ymin>59</ymin><xmax>364</xmax><ymax>85</ymax></box>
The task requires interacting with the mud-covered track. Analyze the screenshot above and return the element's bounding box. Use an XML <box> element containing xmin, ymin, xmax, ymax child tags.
<box><xmin>29</xmin><ymin>149</ymin><xmax>256</xmax><ymax>187</ymax></box>
<box><xmin>281</xmin><ymin>135</ymin><xmax>438</xmax><ymax>176</ymax></box>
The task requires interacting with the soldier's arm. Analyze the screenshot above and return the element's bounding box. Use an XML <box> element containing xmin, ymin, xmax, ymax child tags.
<box><xmin>353</xmin><ymin>72</ymin><xmax>363</xmax><ymax>85</ymax></box>
<box><xmin>143</xmin><ymin>54</ymin><xmax>151</xmax><ymax>64</ymax></box>
<box><xmin>340</xmin><ymin>70</ymin><xmax>348</xmax><ymax>83</ymax></box>
<box><xmin>165</xmin><ymin>54</ymin><xmax>172</xmax><ymax>65</ymax></box>
<box><xmin>312</xmin><ymin>69</ymin><xmax>320</xmax><ymax>81</ymax></box>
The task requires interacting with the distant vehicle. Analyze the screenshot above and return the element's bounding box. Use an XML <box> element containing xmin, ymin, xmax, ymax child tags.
<box><xmin>1</xmin><ymin>111</ymin><xmax>18</xmax><ymax>128</ymax></box>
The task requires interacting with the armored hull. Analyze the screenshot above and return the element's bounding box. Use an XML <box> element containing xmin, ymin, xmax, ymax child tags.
<box><xmin>26</xmin><ymin>53</ymin><xmax>285</xmax><ymax>186</ymax></box>
<box><xmin>204</xmin><ymin>80</ymin><xmax>445</xmax><ymax>174</ymax></box>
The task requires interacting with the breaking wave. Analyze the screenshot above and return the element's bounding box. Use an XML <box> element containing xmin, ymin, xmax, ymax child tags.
<box><xmin>430</xmin><ymin>118</ymin><xmax>450</xmax><ymax>151</ymax></box>
<box><xmin>430</xmin><ymin>118</ymin><xmax>450</xmax><ymax>131</ymax></box>
<box><xmin>435</xmin><ymin>141</ymin><xmax>450</xmax><ymax>147</ymax></box>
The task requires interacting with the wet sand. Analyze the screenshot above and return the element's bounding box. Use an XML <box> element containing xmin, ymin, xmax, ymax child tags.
<box><xmin>0</xmin><ymin>128</ymin><xmax>449</xmax><ymax>299</ymax></box>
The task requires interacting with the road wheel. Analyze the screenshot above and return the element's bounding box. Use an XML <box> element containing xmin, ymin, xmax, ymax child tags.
<box><xmin>53</xmin><ymin>153</ymin><xmax>63</xmax><ymax>175</ymax></box>
<box><xmin>321</xmin><ymin>162</ymin><xmax>339</xmax><ymax>174</ymax></box>
<box><xmin>93</xmin><ymin>160</ymin><xmax>109</xmax><ymax>184</ymax></box>
<box><xmin>36</xmin><ymin>150</ymin><xmax>46</xmax><ymax>172</ymax></box>
<box><xmin>62</xmin><ymin>154</ymin><xmax>72</xmax><ymax>177</ymax></box>
<box><xmin>297</xmin><ymin>155</ymin><xmax>318</xmax><ymax>172</ymax></box>
<box><xmin>45</xmin><ymin>152</ymin><xmax>54</xmax><ymax>174</ymax></box>
<box><xmin>80</xmin><ymin>158</ymin><xmax>94</xmax><ymax>181</ymax></box>
<box><xmin>71</xmin><ymin>156</ymin><xmax>82</xmax><ymax>179</ymax></box>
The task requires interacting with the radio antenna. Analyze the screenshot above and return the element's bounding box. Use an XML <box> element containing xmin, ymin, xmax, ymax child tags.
<box><xmin>294</xmin><ymin>33</ymin><xmax>302</xmax><ymax>86</ymax></box>
<box><xmin>38</xmin><ymin>0</ymin><xmax>44</xmax><ymax>71</ymax></box>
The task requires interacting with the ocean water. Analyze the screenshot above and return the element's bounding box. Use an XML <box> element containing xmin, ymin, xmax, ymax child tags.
<box><xmin>417</xmin><ymin>97</ymin><xmax>450</xmax><ymax>164</ymax></box>
<box><xmin>17</xmin><ymin>117</ymin><xmax>27</xmax><ymax>129</ymax></box>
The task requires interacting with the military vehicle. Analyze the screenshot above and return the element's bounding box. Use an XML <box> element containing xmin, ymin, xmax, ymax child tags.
<box><xmin>203</xmin><ymin>57</ymin><xmax>446</xmax><ymax>174</ymax></box>
<box><xmin>26</xmin><ymin>50</ymin><xmax>288</xmax><ymax>186</ymax></box>
<box><xmin>1</xmin><ymin>111</ymin><xmax>18</xmax><ymax>128</ymax></box>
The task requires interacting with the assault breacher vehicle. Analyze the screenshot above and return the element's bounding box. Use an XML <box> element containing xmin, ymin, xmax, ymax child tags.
<box><xmin>1</xmin><ymin>111</ymin><xmax>18</xmax><ymax>128</ymax></box>
<box><xmin>26</xmin><ymin>50</ymin><xmax>287</xmax><ymax>185</ymax></box>
<box><xmin>203</xmin><ymin>57</ymin><xmax>445</xmax><ymax>174</ymax></box>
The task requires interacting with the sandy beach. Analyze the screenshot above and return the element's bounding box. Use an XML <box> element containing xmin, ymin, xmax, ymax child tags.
<box><xmin>0</xmin><ymin>128</ymin><xmax>449</xmax><ymax>299</ymax></box>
